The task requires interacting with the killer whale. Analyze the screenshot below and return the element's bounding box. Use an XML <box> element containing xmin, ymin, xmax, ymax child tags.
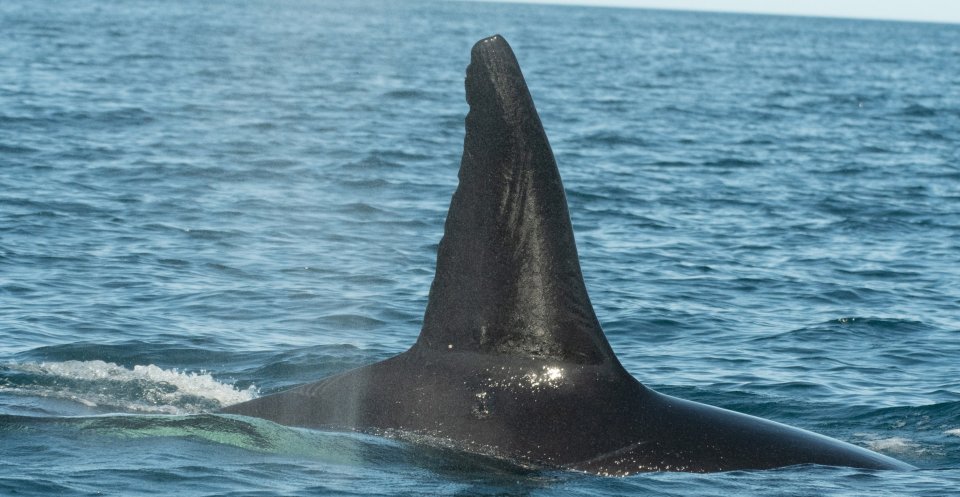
<box><xmin>221</xmin><ymin>35</ymin><xmax>913</xmax><ymax>474</ymax></box>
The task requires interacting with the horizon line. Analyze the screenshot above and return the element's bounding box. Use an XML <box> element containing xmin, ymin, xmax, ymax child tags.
<box><xmin>463</xmin><ymin>0</ymin><xmax>960</xmax><ymax>26</ymax></box>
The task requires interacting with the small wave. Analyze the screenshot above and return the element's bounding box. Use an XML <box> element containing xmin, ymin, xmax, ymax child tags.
<box><xmin>337</xmin><ymin>202</ymin><xmax>387</xmax><ymax>215</ymax></box>
<box><xmin>832</xmin><ymin>317</ymin><xmax>933</xmax><ymax>333</ymax></box>
<box><xmin>383</xmin><ymin>89</ymin><xmax>428</xmax><ymax>100</ymax></box>
<box><xmin>577</xmin><ymin>130</ymin><xmax>647</xmax><ymax>148</ymax></box>
<box><xmin>649</xmin><ymin>160</ymin><xmax>698</xmax><ymax>168</ymax></box>
<box><xmin>898</xmin><ymin>103</ymin><xmax>937</xmax><ymax>117</ymax></box>
<box><xmin>703</xmin><ymin>158</ymin><xmax>763</xmax><ymax>168</ymax></box>
<box><xmin>946</xmin><ymin>428</ymin><xmax>960</xmax><ymax>437</ymax></box>
<box><xmin>338</xmin><ymin>178</ymin><xmax>392</xmax><ymax>190</ymax></box>
<box><xmin>46</xmin><ymin>107</ymin><xmax>154</xmax><ymax>128</ymax></box>
<box><xmin>110</xmin><ymin>53</ymin><xmax>169</xmax><ymax>62</ymax></box>
<box><xmin>753</xmin><ymin>317</ymin><xmax>935</xmax><ymax>346</ymax></box>
<box><xmin>0</xmin><ymin>143</ymin><xmax>38</xmax><ymax>154</ymax></box>
<box><xmin>0</xmin><ymin>360</ymin><xmax>257</xmax><ymax>414</ymax></box>
<box><xmin>238</xmin><ymin>121</ymin><xmax>279</xmax><ymax>131</ymax></box>
<box><xmin>183</xmin><ymin>228</ymin><xmax>237</xmax><ymax>241</ymax></box>
<box><xmin>915</xmin><ymin>129</ymin><xmax>949</xmax><ymax>141</ymax></box>
<box><xmin>835</xmin><ymin>268</ymin><xmax>921</xmax><ymax>280</ymax></box>
<box><xmin>343</xmin><ymin>155</ymin><xmax>404</xmax><ymax>171</ymax></box>
<box><xmin>320</xmin><ymin>314</ymin><xmax>386</xmax><ymax>330</ymax></box>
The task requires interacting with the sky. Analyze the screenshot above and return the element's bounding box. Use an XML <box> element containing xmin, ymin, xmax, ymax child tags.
<box><xmin>495</xmin><ymin>0</ymin><xmax>960</xmax><ymax>24</ymax></box>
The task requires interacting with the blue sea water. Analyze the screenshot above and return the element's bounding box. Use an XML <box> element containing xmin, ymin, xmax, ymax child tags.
<box><xmin>2</xmin><ymin>0</ymin><xmax>959</xmax><ymax>494</ymax></box>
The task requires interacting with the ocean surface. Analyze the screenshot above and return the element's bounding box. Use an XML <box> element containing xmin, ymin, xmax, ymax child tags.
<box><xmin>2</xmin><ymin>0</ymin><xmax>959</xmax><ymax>494</ymax></box>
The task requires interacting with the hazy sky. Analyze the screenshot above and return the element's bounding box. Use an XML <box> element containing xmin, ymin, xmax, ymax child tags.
<box><xmin>498</xmin><ymin>0</ymin><xmax>960</xmax><ymax>24</ymax></box>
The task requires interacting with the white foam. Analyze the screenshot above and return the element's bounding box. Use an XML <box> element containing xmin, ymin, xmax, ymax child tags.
<box><xmin>866</xmin><ymin>437</ymin><xmax>916</xmax><ymax>453</ymax></box>
<box><xmin>946</xmin><ymin>428</ymin><xmax>960</xmax><ymax>437</ymax></box>
<box><xmin>2</xmin><ymin>360</ymin><xmax>257</xmax><ymax>414</ymax></box>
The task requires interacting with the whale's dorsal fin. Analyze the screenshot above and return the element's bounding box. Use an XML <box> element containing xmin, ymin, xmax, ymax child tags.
<box><xmin>221</xmin><ymin>35</ymin><xmax>914</xmax><ymax>475</ymax></box>
<box><xmin>416</xmin><ymin>35</ymin><xmax>620</xmax><ymax>366</ymax></box>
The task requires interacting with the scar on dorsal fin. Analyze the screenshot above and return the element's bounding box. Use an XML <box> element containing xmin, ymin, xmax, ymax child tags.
<box><xmin>415</xmin><ymin>35</ymin><xmax>621</xmax><ymax>367</ymax></box>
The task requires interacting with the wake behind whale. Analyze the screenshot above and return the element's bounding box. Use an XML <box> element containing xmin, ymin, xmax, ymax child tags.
<box><xmin>221</xmin><ymin>35</ymin><xmax>913</xmax><ymax>475</ymax></box>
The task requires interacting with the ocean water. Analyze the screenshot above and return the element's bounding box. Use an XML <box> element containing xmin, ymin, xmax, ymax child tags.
<box><xmin>2</xmin><ymin>0</ymin><xmax>959</xmax><ymax>494</ymax></box>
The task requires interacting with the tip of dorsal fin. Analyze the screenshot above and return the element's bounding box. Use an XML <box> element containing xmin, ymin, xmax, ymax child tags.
<box><xmin>415</xmin><ymin>35</ymin><xmax>621</xmax><ymax>366</ymax></box>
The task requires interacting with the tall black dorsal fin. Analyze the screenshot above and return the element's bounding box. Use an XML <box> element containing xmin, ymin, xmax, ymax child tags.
<box><xmin>416</xmin><ymin>35</ymin><xmax>620</xmax><ymax>366</ymax></box>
